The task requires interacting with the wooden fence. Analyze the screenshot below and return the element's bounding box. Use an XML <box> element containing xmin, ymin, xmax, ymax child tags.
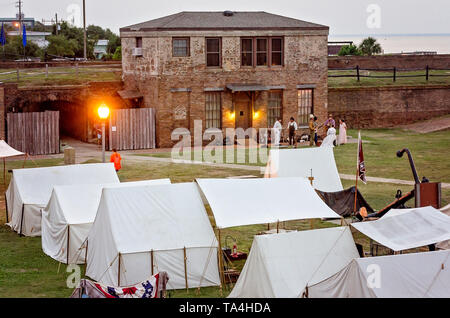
<box><xmin>7</xmin><ymin>111</ymin><xmax>60</xmax><ymax>155</ymax></box>
<box><xmin>108</xmin><ymin>108</ymin><xmax>156</xmax><ymax>150</ymax></box>
<box><xmin>328</xmin><ymin>65</ymin><xmax>450</xmax><ymax>82</ymax></box>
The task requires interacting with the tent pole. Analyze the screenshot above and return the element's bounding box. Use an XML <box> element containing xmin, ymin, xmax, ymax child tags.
<box><xmin>217</xmin><ymin>228</ymin><xmax>225</xmax><ymax>292</ymax></box>
<box><xmin>19</xmin><ymin>204</ymin><xmax>24</xmax><ymax>236</ymax></box>
<box><xmin>118</xmin><ymin>253</ymin><xmax>121</xmax><ymax>286</ymax></box>
<box><xmin>4</xmin><ymin>193</ymin><xmax>8</xmax><ymax>223</ymax></box>
<box><xmin>353</xmin><ymin>169</ymin><xmax>359</xmax><ymax>214</ymax></box>
<box><xmin>66</xmin><ymin>225</ymin><xmax>70</xmax><ymax>264</ymax></box>
<box><xmin>183</xmin><ymin>246</ymin><xmax>188</xmax><ymax>291</ymax></box>
<box><xmin>150</xmin><ymin>250</ymin><xmax>154</xmax><ymax>275</ymax></box>
<box><xmin>84</xmin><ymin>240</ymin><xmax>88</xmax><ymax>278</ymax></box>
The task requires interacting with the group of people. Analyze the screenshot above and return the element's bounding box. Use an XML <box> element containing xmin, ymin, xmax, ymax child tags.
<box><xmin>272</xmin><ymin>114</ymin><xmax>347</xmax><ymax>147</ymax></box>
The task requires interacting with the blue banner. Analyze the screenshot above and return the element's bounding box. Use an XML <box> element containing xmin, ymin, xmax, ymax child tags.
<box><xmin>22</xmin><ymin>24</ymin><xmax>27</xmax><ymax>47</ymax></box>
<box><xmin>0</xmin><ymin>23</ymin><xmax>6</xmax><ymax>46</ymax></box>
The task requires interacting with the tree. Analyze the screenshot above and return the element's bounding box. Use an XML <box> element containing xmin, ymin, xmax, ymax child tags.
<box><xmin>358</xmin><ymin>37</ymin><xmax>382</xmax><ymax>56</ymax></box>
<box><xmin>46</xmin><ymin>35</ymin><xmax>79</xmax><ymax>57</ymax></box>
<box><xmin>112</xmin><ymin>46</ymin><xmax>122</xmax><ymax>60</ymax></box>
<box><xmin>2</xmin><ymin>35</ymin><xmax>42</xmax><ymax>59</ymax></box>
<box><xmin>338</xmin><ymin>44</ymin><xmax>362</xmax><ymax>56</ymax></box>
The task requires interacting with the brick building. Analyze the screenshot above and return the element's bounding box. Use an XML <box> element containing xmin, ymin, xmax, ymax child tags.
<box><xmin>120</xmin><ymin>11</ymin><xmax>329</xmax><ymax>147</ymax></box>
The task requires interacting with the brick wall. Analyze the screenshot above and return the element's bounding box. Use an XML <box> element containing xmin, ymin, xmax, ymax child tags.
<box><xmin>328</xmin><ymin>54</ymin><xmax>450</xmax><ymax>70</ymax></box>
<box><xmin>122</xmin><ymin>31</ymin><xmax>329</xmax><ymax>147</ymax></box>
<box><xmin>328</xmin><ymin>85</ymin><xmax>450</xmax><ymax>128</ymax></box>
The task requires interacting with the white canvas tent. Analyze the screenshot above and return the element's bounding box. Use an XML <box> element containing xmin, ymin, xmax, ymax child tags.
<box><xmin>264</xmin><ymin>147</ymin><xmax>343</xmax><ymax>192</ymax></box>
<box><xmin>306</xmin><ymin>250</ymin><xmax>450</xmax><ymax>298</ymax></box>
<box><xmin>0</xmin><ymin>140</ymin><xmax>24</xmax><ymax>185</ymax></box>
<box><xmin>41</xmin><ymin>179</ymin><xmax>171</xmax><ymax>264</ymax></box>
<box><xmin>228</xmin><ymin>226</ymin><xmax>359</xmax><ymax>298</ymax></box>
<box><xmin>437</xmin><ymin>204</ymin><xmax>450</xmax><ymax>250</ymax></box>
<box><xmin>85</xmin><ymin>182</ymin><xmax>220</xmax><ymax>290</ymax></box>
<box><xmin>196</xmin><ymin>177</ymin><xmax>341</xmax><ymax>229</ymax></box>
<box><xmin>5</xmin><ymin>163</ymin><xmax>119</xmax><ymax>236</ymax></box>
<box><xmin>351</xmin><ymin>206</ymin><xmax>450</xmax><ymax>252</ymax></box>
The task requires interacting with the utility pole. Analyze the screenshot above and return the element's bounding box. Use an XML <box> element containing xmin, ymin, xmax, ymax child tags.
<box><xmin>83</xmin><ymin>0</ymin><xmax>87</xmax><ymax>60</ymax></box>
<box><xmin>16</xmin><ymin>0</ymin><xmax>22</xmax><ymax>33</ymax></box>
<box><xmin>55</xmin><ymin>13</ymin><xmax>58</xmax><ymax>35</ymax></box>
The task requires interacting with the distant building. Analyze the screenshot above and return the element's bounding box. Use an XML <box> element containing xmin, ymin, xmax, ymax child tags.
<box><xmin>94</xmin><ymin>39</ymin><xmax>109</xmax><ymax>59</ymax></box>
<box><xmin>0</xmin><ymin>15</ymin><xmax>35</xmax><ymax>28</ymax></box>
<box><xmin>328</xmin><ymin>41</ymin><xmax>353</xmax><ymax>56</ymax></box>
<box><xmin>7</xmin><ymin>31</ymin><xmax>51</xmax><ymax>48</ymax></box>
<box><xmin>121</xmin><ymin>11</ymin><xmax>330</xmax><ymax>148</ymax></box>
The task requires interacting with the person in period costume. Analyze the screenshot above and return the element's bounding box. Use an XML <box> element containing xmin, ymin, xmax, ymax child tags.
<box><xmin>338</xmin><ymin>119</ymin><xmax>347</xmax><ymax>145</ymax></box>
<box><xmin>273</xmin><ymin>118</ymin><xmax>282</xmax><ymax>146</ymax></box>
<box><xmin>324</xmin><ymin>114</ymin><xmax>335</xmax><ymax>134</ymax></box>
<box><xmin>287</xmin><ymin>117</ymin><xmax>298</xmax><ymax>147</ymax></box>
<box><xmin>321</xmin><ymin>124</ymin><xmax>337</xmax><ymax>147</ymax></box>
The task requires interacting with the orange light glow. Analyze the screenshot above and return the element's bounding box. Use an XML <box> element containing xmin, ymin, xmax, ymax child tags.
<box><xmin>229</xmin><ymin>111</ymin><xmax>235</xmax><ymax>119</ymax></box>
<box><xmin>97</xmin><ymin>103</ymin><xmax>110</xmax><ymax>119</ymax></box>
<box><xmin>253</xmin><ymin>111</ymin><xmax>260</xmax><ymax>119</ymax></box>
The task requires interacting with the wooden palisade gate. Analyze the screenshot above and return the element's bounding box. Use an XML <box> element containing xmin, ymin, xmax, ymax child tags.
<box><xmin>108</xmin><ymin>108</ymin><xmax>156</xmax><ymax>150</ymax></box>
<box><xmin>7</xmin><ymin>111</ymin><xmax>60</xmax><ymax>155</ymax></box>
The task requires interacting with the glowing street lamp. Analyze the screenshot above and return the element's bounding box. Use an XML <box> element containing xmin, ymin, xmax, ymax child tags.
<box><xmin>97</xmin><ymin>103</ymin><xmax>110</xmax><ymax>163</ymax></box>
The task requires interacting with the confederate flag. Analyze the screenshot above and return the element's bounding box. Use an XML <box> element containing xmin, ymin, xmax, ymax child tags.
<box><xmin>357</xmin><ymin>131</ymin><xmax>367</xmax><ymax>184</ymax></box>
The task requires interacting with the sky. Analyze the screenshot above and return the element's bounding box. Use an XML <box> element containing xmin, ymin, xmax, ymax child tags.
<box><xmin>0</xmin><ymin>0</ymin><xmax>449</xmax><ymax>35</ymax></box>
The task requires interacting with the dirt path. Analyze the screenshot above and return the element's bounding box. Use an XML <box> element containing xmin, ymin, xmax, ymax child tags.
<box><xmin>401</xmin><ymin>115</ymin><xmax>450</xmax><ymax>133</ymax></box>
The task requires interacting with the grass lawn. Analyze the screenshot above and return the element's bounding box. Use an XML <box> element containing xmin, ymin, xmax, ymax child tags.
<box><xmin>0</xmin><ymin>67</ymin><xmax>121</xmax><ymax>87</ymax></box>
<box><xmin>328</xmin><ymin>69</ymin><xmax>450</xmax><ymax>87</ymax></box>
<box><xmin>0</xmin><ymin>128</ymin><xmax>448</xmax><ymax>297</ymax></box>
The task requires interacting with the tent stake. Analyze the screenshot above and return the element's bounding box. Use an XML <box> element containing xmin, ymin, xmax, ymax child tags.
<box><xmin>183</xmin><ymin>246</ymin><xmax>188</xmax><ymax>291</ymax></box>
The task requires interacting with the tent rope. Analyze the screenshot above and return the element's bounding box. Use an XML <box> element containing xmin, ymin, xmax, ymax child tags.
<box><xmin>197</xmin><ymin>237</ymin><xmax>218</xmax><ymax>292</ymax></box>
<box><xmin>299</xmin><ymin>226</ymin><xmax>350</xmax><ymax>297</ymax></box>
<box><xmin>422</xmin><ymin>251</ymin><xmax>450</xmax><ymax>297</ymax></box>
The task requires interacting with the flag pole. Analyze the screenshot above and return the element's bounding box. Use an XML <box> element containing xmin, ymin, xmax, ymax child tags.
<box><xmin>353</xmin><ymin>131</ymin><xmax>360</xmax><ymax>214</ymax></box>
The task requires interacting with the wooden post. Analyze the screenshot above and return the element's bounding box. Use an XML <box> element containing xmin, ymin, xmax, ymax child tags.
<box><xmin>150</xmin><ymin>250</ymin><xmax>154</xmax><ymax>275</ymax></box>
<box><xmin>393</xmin><ymin>67</ymin><xmax>396</xmax><ymax>82</ymax></box>
<box><xmin>117</xmin><ymin>253</ymin><xmax>121</xmax><ymax>286</ymax></box>
<box><xmin>426</xmin><ymin>65</ymin><xmax>429</xmax><ymax>81</ymax></box>
<box><xmin>276</xmin><ymin>220</ymin><xmax>279</xmax><ymax>233</ymax></box>
<box><xmin>356</xmin><ymin>65</ymin><xmax>360</xmax><ymax>82</ymax></box>
<box><xmin>267</xmin><ymin>223</ymin><xmax>270</xmax><ymax>231</ymax></box>
<box><xmin>3</xmin><ymin>158</ymin><xmax>6</xmax><ymax>186</ymax></box>
<box><xmin>16</xmin><ymin>68</ymin><xmax>19</xmax><ymax>81</ymax></box>
<box><xmin>45</xmin><ymin>64</ymin><xmax>48</xmax><ymax>78</ymax></box>
<box><xmin>183</xmin><ymin>247</ymin><xmax>188</xmax><ymax>291</ymax></box>
<box><xmin>85</xmin><ymin>240</ymin><xmax>88</xmax><ymax>265</ymax></box>
<box><xmin>66</xmin><ymin>225</ymin><xmax>70</xmax><ymax>264</ymax></box>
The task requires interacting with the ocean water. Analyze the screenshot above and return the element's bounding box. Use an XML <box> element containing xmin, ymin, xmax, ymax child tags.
<box><xmin>329</xmin><ymin>34</ymin><xmax>450</xmax><ymax>54</ymax></box>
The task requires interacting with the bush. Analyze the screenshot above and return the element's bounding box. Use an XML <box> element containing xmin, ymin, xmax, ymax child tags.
<box><xmin>338</xmin><ymin>44</ymin><xmax>362</xmax><ymax>56</ymax></box>
<box><xmin>112</xmin><ymin>46</ymin><xmax>122</xmax><ymax>60</ymax></box>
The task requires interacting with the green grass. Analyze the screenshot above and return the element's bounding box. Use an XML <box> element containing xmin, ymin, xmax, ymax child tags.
<box><xmin>0</xmin><ymin>67</ymin><xmax>121</xmax><ymax>87</ymax></box>
<box><xmin>0</xmin><ymin>127</ymin><xmax>449</xmax><ymax>297</ymax></box>
<box><xmin>328</xmin><ymin>69</ymin><xmax>450</xmax><ymax>87</ymax></box>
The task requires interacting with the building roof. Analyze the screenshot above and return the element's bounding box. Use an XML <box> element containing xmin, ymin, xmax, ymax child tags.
<box><xmin>95</xmin><ymin>39</ymin><xmax>109</xmax><ymax>46</ymax></box>
<box><xmin>121</xmin><ymin>11</ymin><xmax>328</xmax><ymax>32</ymax></box>
<box><xmin>7</xmin><ymin>31</ymin><xmax>51</xmax><ymax>36</ymax></box>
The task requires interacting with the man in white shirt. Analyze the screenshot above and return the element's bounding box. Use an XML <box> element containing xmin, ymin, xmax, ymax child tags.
<box><xmin>272</xmin><ymin>118</ymin><xmax>282</xmax><ymax>147</ymax></box>
<box><xmin>287</xmin><ymin>117</ymin><xmax>298</xmax><ymax>147</ymax></box>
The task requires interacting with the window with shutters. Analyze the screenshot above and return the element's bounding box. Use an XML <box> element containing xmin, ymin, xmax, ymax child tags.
<box><xmin>297</xmin><ymin>89</ymin><xmax>314</xmax><ymax>126</ymax></box>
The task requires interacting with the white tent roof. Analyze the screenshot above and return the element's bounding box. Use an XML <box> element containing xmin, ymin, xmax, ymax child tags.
<box><xmin>196</xmin><ymin>177</ymin><xmax>341</xmax><ymax>229</ymax></box>
<box><xmin>6</xmin><ymin>163</ymin><xmax>119</xmax><ymax>236</ymax></box>
<box><xmin>264</xmin><ymin>147</ymin><xmax>343</xmax><ymax>192</ymax></box>
<box><xmin>41</xmin><ymin>179</ymin><xmax>171</xmax><ymax>264</ymax></box>
<box><xmin>86</xmin><ymin>182</ymin><xmax>220</xmax><ymax>289</ymax></box>
<box><xmin>307</xmin><ymin>250</ymin><xmax>450</xmax><ymax>298</ymax></box>
<box><xmin>351</xmin><ymin>206</ymin><xmax>450</xmax><ymax>251</ymax></box>
<box><xmin>0</xmin><ymin>140</ymin><xmax>24</xmax><ymax>158</ymax></box>
<box><xmin>228</xmin><ymin>226</ymin><xmax>359</xmax><ymax>298</ymax></box>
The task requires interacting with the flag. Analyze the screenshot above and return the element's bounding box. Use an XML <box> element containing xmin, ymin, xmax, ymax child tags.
<box><xmin>0</xmin><ymin>23</ymin><xmax>6</xmax><ymax>46</ymax></box>
<box><xmin>22</xmin><ymin>24</ymin><xmax>27</xmax><ymax>47</ymax></box>
<box><xmin>357</xmin><ymin>131</ymin><xmax>367</xmax><ymax>184</ymax></box>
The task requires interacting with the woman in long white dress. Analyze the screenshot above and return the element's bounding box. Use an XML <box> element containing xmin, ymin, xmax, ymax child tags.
<box><xmin>321</xmin><ymin>125</ymin><xmax>337</xmax><ymax>147</ymax></box>
<box><xmin>338</xmin><ymin>119</ymin><xmax>347</xmax><ymax>145</ymax></box>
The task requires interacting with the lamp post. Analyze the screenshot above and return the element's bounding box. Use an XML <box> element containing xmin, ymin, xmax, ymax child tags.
<box><xmin>97</xmin><ymin>104</ymin><xmax>110</xmax><ymax>163</ymax></box>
